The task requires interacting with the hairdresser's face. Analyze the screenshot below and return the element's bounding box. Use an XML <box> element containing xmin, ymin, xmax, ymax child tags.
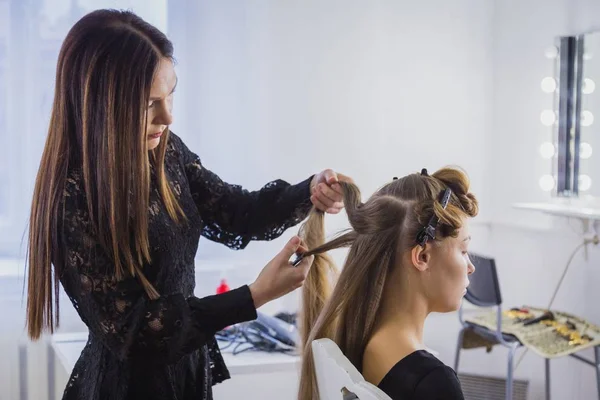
<box><xmin>146</xmin><ymin>58</ymin><xmax>177</xmax><ymax>150</ymax></box>
<box><xmin>424</xmin><ymin>221</ymin><xmax>474</xmax><ymax>313</ymax></box>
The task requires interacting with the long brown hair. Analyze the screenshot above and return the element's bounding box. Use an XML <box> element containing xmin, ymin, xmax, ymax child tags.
<box><xmin>297</xmin><ymin>167</ymin><xmax>479</xmax><ymax>399</ymax></box>
<box><xmin>26</xmin><ymin>10</ymin><xmax>184</xmax><ymax>340</ymax></box>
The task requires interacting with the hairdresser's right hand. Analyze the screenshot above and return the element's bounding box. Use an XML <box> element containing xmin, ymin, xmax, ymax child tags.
<box><xmin>249</xmin><ymin>236</ymin><xmax>314</xmax><ymax>309</ymax></box>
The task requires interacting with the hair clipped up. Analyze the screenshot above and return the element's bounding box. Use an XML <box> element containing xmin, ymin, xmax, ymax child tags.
<box><xmin>296</xmin><ymin>166</ymin><xmax>478</xmax><ymax>400</ymax></box>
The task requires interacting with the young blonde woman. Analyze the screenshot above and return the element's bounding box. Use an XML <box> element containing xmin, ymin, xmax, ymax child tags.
<box><xmin>297</xmin><ymin>167</ymin><xmax>478</xmax><ymax>400</ymax></box>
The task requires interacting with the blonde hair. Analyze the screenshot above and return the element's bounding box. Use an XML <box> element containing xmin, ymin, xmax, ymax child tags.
<box><xmin>297</xmin><ymin>167</ymin><xmax>479</xmax><ymax>399</ymax></box>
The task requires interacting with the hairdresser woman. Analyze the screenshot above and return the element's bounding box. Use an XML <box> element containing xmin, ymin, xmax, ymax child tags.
<box><xmin>25</xmin><ymin>9</ymin><xmax>352</xmax><ymax>400</ymax></box>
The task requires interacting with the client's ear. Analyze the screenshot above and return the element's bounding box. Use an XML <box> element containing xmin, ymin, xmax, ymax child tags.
<box><xmin>410</xmin><ymin>244</ymin><xmax>431</xmax><ymax>272</ymax></box>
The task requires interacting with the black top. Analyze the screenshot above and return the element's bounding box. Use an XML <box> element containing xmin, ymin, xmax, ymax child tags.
<box><xmin>377</xmin><ymin>350</ymin><xmax>465</xmax><ymax>400</ymax></box>
<box><xmin>58</xmin><ymin>132</ymin><xmax>313</xmax><ymax>400</ymax></box>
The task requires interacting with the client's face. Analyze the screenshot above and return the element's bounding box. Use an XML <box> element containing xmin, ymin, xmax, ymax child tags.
<box><xmin>426</xmin><ymin>221</ymin><xmax>474</xmax><ymax>313</ymax></box>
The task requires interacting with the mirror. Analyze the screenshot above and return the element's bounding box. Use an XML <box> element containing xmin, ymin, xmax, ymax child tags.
<box><xmin>552</xmin><ymin>31</ymin><xmax>600</xmax><ymax>198</ymax></box>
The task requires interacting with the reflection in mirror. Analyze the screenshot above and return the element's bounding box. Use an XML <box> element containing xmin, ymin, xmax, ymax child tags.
<box><xmin>555</xmin><ymin>36</ymin><xmax>583</xmax><ymax>196</ymax></box>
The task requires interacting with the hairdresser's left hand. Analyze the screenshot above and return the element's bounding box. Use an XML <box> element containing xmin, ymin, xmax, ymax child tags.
<box><xmin>310</xmin><ymin>169</ymin><xmax>354</xmax><ymax>214</ymax></box>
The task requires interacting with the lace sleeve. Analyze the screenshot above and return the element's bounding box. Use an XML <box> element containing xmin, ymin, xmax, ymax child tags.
<box><xmin>169</xmin><ymin>133</ymin><xmax>313</xmax><ymax>250</ymax></box>
<box><xmin>57</xmin><ymin>177</ymin><xmax>257</xmax><ymax>364</ymax></box>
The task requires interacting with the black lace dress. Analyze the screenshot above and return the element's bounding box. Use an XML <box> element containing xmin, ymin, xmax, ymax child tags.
<box><xmin>57</xmin><ymin>132</ymin><xmax>313</xmax><ymax>400</ymax></box>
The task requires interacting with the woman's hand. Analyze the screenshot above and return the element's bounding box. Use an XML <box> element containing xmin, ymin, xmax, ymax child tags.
<box><xmin>310</xmin><ymin>169</ymin><xmax>354</xmax><ymax>214</ymax></box>
<box><xmin>249</xmin><ymin>236</ymin><xmax>314</xmax><ymax>308</ymax></box>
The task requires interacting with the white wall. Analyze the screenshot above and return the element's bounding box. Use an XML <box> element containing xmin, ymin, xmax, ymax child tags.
<box><xmin>568</xmin><ymin>0</ymin><xmax>600</xmax><ymax>33</ymax></box>
<box><xmin>173</xmin><ymin>0</ymin><xmax>494</xmax><ymax>266</ymax></box>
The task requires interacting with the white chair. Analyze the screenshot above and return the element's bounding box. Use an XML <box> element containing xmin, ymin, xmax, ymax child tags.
<box><xmin>311</xmin><ymin>338</ymin><xmax>392</xmax><ymax>400</ymax></box>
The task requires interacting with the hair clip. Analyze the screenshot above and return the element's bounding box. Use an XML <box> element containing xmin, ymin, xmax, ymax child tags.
<box><xmin>421</xmin><ymin>168</ymin><xmax>429</xmax><ymax>176</ymax></box>
<box><xmin>291</xmin><ymin>253</ymin><xmax>304</xmax><ymax>267</ymax></box>
<box><xmin>392</xmin><ymin>177</ymin><xmax>398</xmax><ymax>180</ymax></box>
<box><xmin>415</xmin><ymin>188</ymin><xmax>452</xmax><ymax>247</ymax></box>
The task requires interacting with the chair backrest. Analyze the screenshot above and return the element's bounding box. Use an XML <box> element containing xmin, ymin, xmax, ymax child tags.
<box><xmin>464</xmin><ymin>253</ymin><xmax>502</xmax><ymax>307</ymax></box>
<box><xmin>311</xmin><ymin>339</ymin><xmax>392</xmax><ymax>400</ymax></box>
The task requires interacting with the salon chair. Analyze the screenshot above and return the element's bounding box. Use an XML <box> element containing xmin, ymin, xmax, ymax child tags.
<box><xmin>312</xmin><ymin>338</ymin><xmax>392</xmax><ymax>400</ymax></box>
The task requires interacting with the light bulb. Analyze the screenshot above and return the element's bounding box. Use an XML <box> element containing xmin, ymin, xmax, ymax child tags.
<box><xmin>539</xmin><ymin>142</ymin><xmax>555</xmax><ymax>159</ymax></box>
<box><xmin>540</xmin><ymin>110</ymin><xmax>556</xmax><ymax>126</ymax></box>
<box><xmin>580</xmin><ymin>142</ymin><xmax>593</xmax><ymax>159</ymax></box>
<box><xmin>539</xmin><ymin>175</ymin><xmax>555</xmax><ymax>191</ymax></box>
<box><xmin>583</xmin><ymin>78</ymin><xmax>596</xmax><ymax>94</ymax></box>
<box><xmin>545</xmin><ymin>46</ymin><xmax>559</xmax><ymax>59</ymax></box>
<box><xmin>581</xmin><ymin>110</ymin><xmax>594</xmax><ymax>127</ymax></box>
<box><xmin>579</xmin><ymin>174</ymin><xmax>592</xmax><ymax>191</ymax></box>
<box><xmin>541</xmin><ymin>77</ymin><xmax>557</xmax><ymax>93</ymax></box>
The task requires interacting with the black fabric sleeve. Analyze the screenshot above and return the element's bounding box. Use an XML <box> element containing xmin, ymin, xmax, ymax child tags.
<box><xmin>169</xmin><ymin>132</ymin><xmax>313</xmax><ymax>250</ymax></box>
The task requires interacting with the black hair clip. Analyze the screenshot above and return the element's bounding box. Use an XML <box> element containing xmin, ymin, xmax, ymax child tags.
<box><xmin>421</xmin><ymin>168</ymin><xmax>429</xmax><ymax>176</ymax></box>
<box><xmin>392</xmin><ymin>177</ymin><xmax>398</xmax><ymax>180</ymax></box>
<box><xmin>415</xmin><ymin>188</ymin><xmax>452</xmax><ymax>247</ymax></box>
